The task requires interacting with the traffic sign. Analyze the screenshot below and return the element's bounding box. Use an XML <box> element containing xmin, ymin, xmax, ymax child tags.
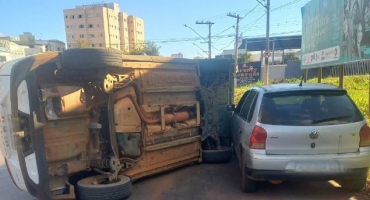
<box><xmin>264</xmin><ymin>52</ymin><xmax>270</xmax><ymax>58</ymax></box>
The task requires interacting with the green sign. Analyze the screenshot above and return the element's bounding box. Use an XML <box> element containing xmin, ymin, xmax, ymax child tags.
<box><xmin>301</xmin><ymin>0</ymin><xmax>370</xmax><ymax>68</ymax></box>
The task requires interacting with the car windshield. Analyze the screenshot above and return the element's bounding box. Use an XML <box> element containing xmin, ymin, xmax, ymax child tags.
<box><xmin>258</xmin><ymin>90</ymin><xmax>364</xmax><ymax>126</ymax></box>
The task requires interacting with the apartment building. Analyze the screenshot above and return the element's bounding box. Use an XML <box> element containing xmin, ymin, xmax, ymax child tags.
<box><xmin>63</xmin><ymin>3</ymin><xmax>145</xmax><ymax>51</ymax></box>
<box><xmin>127</xmin><ymin>16</ymin><xmax>145</xmax><ymax>51</ymax></box>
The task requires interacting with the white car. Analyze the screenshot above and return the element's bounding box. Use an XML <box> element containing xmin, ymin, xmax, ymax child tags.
<box><xmin>232</xmin><ymin>83</ymin><xmax>370</xmax><ymax>193</ymax></box>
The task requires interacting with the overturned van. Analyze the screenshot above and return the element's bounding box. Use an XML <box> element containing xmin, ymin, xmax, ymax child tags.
<box><xmin>0</xmin><ymin>49</ymin><xmax>234</xmax><ymax>200</ymax></box>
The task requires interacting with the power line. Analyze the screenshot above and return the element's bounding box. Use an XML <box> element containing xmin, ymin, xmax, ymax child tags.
<box><xmin>213</xmin><ymin>4</ymin><xmax>260</xmax><ymax>37</ymax></box>
<box><xmin>195</xmin><ymin>21</ymin><xmax>214</xmax><ymax>58</ymax></box>
<box><xmin>183</xmin><ymin>24</ymin><xmax>208</xmax><ymax>42</ymax></box>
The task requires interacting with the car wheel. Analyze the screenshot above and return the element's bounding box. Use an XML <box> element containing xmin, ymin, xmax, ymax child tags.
<box><xmin>202</xmin><ymin>146</ymin><xmax>232</xmax><ymax>163</ymax></box>
<box><xmin>340</xmin><ymin>177</ymin><xmax>367</xmax><ymax>192</ymax></box>
<box><xmin>240</xmin><ymin>149</ymin><xmax>256</xmax><ymax>193</ymax></box>
<box><xmin>62</xmin><ymin>48</ymin><xmax>122</xmax><ymax>69</ymax></box>
<box><xmin>77</xmin><ymin>175</ymin><xmax>132</xmax><ymax>200</ymax></box>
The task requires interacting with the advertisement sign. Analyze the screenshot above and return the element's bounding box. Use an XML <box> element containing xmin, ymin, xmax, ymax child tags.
<box><xmin>301</xmin><ymin>0</ymin><xmax>370</xmax><ymax>68</ymax></box>
<box><xmin>237</xmin><ymin>61</ymin><xmax>261</xmax><ymax>86</ymax></box>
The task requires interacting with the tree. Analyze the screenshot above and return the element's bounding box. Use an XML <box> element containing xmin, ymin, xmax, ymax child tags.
<box><xmin>283</xmin><ymin>53</ymin><xmax>299</xmax><ymax>64</ymax></box>
<box><xmin>76</xmin><ymin>39</ymin><xmax>91</xmax><ymax>48</ymax></box>
<box><xmin>235</xmin><ymin>52</ymin><xmax>253</xmax><ymax>63</ymax></box>
<box><xmin>124</xmin><ymin>42</ymin><xmax>160</xmax><ymax>56</ymax></box>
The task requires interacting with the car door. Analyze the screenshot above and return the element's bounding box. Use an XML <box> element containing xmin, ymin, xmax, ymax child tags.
<box><xmin>233</xmin><ymin>90</ymin><xmax>258</xmax><ymax>158</ymax></box>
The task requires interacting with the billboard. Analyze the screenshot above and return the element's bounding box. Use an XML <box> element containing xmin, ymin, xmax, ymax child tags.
<box><xmin>237</xmin><ymin>61</ymin><xmax>261</xmax><ymax>86</ymax></box>
<box><xmin>301</xmin><ymin>0</ymin><xmax>370</xmax><ymax>68</ymax></box>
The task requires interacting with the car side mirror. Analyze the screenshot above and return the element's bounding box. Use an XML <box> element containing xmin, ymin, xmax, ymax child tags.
<box><xmin>227</xmin><ymin>104</ymin><xmax>235</xmax><ymax>111</ymax></box>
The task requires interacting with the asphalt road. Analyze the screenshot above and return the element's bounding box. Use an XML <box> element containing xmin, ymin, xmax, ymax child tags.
<box><xmin>0</xmin><ymin>155</ymin><xmax>366</xmax><ymax>200</ymax></box>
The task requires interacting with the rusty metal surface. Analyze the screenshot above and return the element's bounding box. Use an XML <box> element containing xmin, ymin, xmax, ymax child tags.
<box><xmin>42</xmin><ymin>86</ymin><xmax>88</xmax><ymax>117</ymax></box>
<box><xmin>123</xmin><ymin>141</ymin><xmax>201</xmax><ymax>180</ymax></box>
<box><xmin>114</xmin><ymin>96</ymin><xmax>141</xmax><ymax>133</ymax></box>
<box><xmin>43</xmin><ymin>117</ymin><xmax>90</xmax><ymax>163</ymax></box>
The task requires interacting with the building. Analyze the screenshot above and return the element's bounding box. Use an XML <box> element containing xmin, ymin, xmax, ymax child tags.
<box><xmin>171</xmin><ymin>53</ymin><xmax>183</xmax><ymax>58</ymax></box>
<box><xmin>0</xmin><ymin>33</ymin><xmax>66</xmax><ymax>62</ymax></box>
<box><xmin>127</xmin><ymin>16</ymin><xmax>145</xmax><ymax>51</ymax></box>
<box><xmin>0</xmin><ymin>40</ymin><xmax>29</xmax><ymax>64</ymax></box>
<box><xmin>18</xmin><ymin>32</ymin><xmax>36</xmax><ymax>47</ymax></box>
<box><xmin>35</xmin><ymin>40</ymin><xmax>66</xmax><ymax>52</ymax></box>
<box><xmin>63</xmin><ymin>3</ymin><xmax>145</xmax><ymax>51</ymax></box>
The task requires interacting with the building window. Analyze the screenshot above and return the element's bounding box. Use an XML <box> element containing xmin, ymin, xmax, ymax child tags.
<box><xmin>70</xmin><ymin>25</ymin><xmax>74</xmax><ymax>29</ymax></box>
<box><xmin>78</xmin><ymin>14</ymin><xmax>83</xmax><ymax>18</ymax></box>
<box><xmin>87</xmin><ymin>14</ymin><xmax>93</xmax><ymax>18</ymax></box>
<box><xmin>89</xmin><ymin>24</ymin><xmax>94</xmax><ymax>28</ymax></box>
<box><xmin>69</xmin><ymin>45</ymin><xmax>71</xmax><ymax>47</ymax></box>
<box><xmin>130</xmin><ymin>21</ymin><xmax>133</xmax><ymax>23</ymax></box>
<box><xmin>72</xmin><ymin>35</ymin><xmax>74</xmax><ymax>39</ymax></box>
<box><xmin>71</xmin><ymin>15</ymin><xmax>74</xmax><ymax>19</ymax></box>
<box><xmin>79</xmin><ymin>25</ymin><xmax>84</xmax><ymax>28</ymax></box>
<box><xmin>91</xmin><ymin>44</ymin><xmax>95</xmax><ymax>47</ymax></box>
<box><xmin>124</xmin><ymin>19</ymin><xmax>126</xmax><ymax>22</ymax></box>
<box><xmin>97</xmin><ymin>24</ymin><xmax>100</xmax><ymax>27</ymax></box>
<box><xmin>96</xmin><ymin>13</ymin><xmax>100</xmax><ymax>17</ymax></box>
<box><xmin>57</xmin><ymin>47</ymin><xmax>60</xmax><ymax>51</ymax></box>
<box><xmin>99</xmin><ymin>44</ymin><xmax>102</xmax><ymax>47</ymax></box>
<box><xmin>80</xmin><ymin>34</ymin><xmax>84</xmax><ymax>38</ymax></box>
<box><xmin>66</xmin><ymin>25</ymin><xmax>69</xmax><ymax>28</ymax></box>
<box><xmin>65</xmin><ymin>15</ymin><xmax>68</xmax><ymax>18</ymax></box>
<box><xmin>125</xmin><ymin>28</ymin><xmax>127</xmax><ymax>31</ymax></box>
<box><xmin>89</xmin><ymin>34</ymin><xmax>95</xmax><ymax>38</ymax></box>
<box><xmin>100</xmin><ymin>34</ymin><xmax>103</xmax><ymax>37</ymax></box>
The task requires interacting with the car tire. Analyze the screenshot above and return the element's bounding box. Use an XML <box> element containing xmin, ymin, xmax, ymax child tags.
<box><xmin>240</xmin><ymin>149</ymin><xmax>256</xmax><ymax>193</ymax></box>
<box><xmin>202</xmin><ymin>146</ymin><xmax>232</xmax><ymax>163</ymax></box>
<box><xmin>77</xmin><ymin>175</ymin><xmax>132</xmax><ymax>200</ymax></box>
<box><xmin>62</xmin><ymin>48</ymin><xmax>122</xmax><ymax>69</ymax></box>
<box><xmin>340</xmin><ymin>177</ymin><xmax>367</xmax><ymax>192</ymax></box>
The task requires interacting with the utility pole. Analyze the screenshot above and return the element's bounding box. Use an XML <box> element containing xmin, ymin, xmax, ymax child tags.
<box><xmin>196</xmin><ymin>21</ymin><xmax>214</xmax><ymax>59</ymax></box>
<box><xmin>227</xmin><ymin>13</ymin><xmax>243</xmax><ymax>89</ymax></box>
<box><xmin>257</xmin><ymin>0</ymin><xmax>270</xmax><ymax>84</ymax></box>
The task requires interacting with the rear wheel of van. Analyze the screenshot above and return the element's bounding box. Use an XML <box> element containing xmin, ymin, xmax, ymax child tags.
<box><xmin>340</xmin><ymin>177</ymin><xmax>367</xmax><ymax>192</ymax></box>
<box><xmin>61</xmin><ymin>48</ymin><xmax>122</xmax><ymax>69</ymax></box>
<box><xmin>240</xmin><ymin>149</ymin><xmax>256</xmax><ymax>193</ymax></box>
<box><xmin>77</xmin><ymin>175</ymin><xmax>132</xmax><ymax>200</ymax></box>
<box><xmin>202</xmin><ymin>146</ymin><xmax>232</xmax><ymax>163</ymax></box>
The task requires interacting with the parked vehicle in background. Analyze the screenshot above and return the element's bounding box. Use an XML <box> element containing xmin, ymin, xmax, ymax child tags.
<box><xmin>0</xmin><ymin>49</ymin><xmax>233</xmax><ymax>200</ymax></box>
<box><xmin>231</xmin><ymin>83</ymin><xmax>370</xmax><ymax>193</ymax></box>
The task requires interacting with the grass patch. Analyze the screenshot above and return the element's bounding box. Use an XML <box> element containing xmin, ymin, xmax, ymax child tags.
<box><xmin>235</xmin><ymin>75</ymin><xmax>370</xmax><ymax>123</ymax></box>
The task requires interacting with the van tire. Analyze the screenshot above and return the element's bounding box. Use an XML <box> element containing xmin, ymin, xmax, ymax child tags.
<box><xmin>202</xmin><ymin>146</ymin><xmax>232</xmax><ymax>163</ymax></box>
<box><xmin>77</xmin><ymin>175</ymin><xmax>132</xmax><ymax>200</ymax></box>
<box><xmin>340</xmin><ymin>177</ymin><xmax>366</xmax><ymax>192</ymax></box>
<box><xmin>62</xmin><ymin>48</ymin><xmax>122</xmax><ymax>69</ymax></box>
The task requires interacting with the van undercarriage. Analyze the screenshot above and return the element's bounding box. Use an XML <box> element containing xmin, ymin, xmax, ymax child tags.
<box><xmin>1</xmin><ymin>49</ymin><xmax>233</xmax><ymax>199</ymax></box>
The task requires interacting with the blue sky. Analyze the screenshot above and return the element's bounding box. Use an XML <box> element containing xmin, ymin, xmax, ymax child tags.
<box><xmin>0</xmin><ymin>0</ymin><xmax>310</xmax><ymax>58</ymax></box>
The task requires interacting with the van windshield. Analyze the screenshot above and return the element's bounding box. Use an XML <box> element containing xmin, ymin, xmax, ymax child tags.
<box><xmin>258</xmin><ymin>91</ymin><xmax>364</xmax><ymax>126</ymax></box>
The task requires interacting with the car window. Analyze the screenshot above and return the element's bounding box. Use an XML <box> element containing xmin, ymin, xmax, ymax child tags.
<box><xmin>247</xmin><ymin>94</ymin><xmax>258</xmax><ymax>122</ymax></box>
<box><xmin>235</xmin><ymin>90</ymin><xmax>250</xmax><ymax>114</ymax></box>
<box><xmin>240</xmin><ymin>90</ymin><xmax>257</xmax><ymax>121</ymax></box>
<box><xmin>259</xmin><ymin>91</ymin><xmax>364</xmax><ymax>126</ymax></box>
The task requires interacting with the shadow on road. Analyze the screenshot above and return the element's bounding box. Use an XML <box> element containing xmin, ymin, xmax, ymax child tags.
<box><xmin>129</xmin><ymin>156</ymin><xmax>366</xmax><ymax>200</ymax></box>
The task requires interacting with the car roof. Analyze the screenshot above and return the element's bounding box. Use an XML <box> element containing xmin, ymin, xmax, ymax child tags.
<box><xmin>256</xmin><ymin>83</ymin><xmax>344</xmax><ymax>93</ymax></box>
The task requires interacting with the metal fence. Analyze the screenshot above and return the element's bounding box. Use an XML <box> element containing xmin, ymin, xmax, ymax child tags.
<box><xmin>260</xmin><ymin>61</ymin><xmax>370</xmax><ymax>81</ymax></box>
<box><xmin>328</xmin><ymin>62</ymin><xmax>370</xmax><ymax>77</ymax></box>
